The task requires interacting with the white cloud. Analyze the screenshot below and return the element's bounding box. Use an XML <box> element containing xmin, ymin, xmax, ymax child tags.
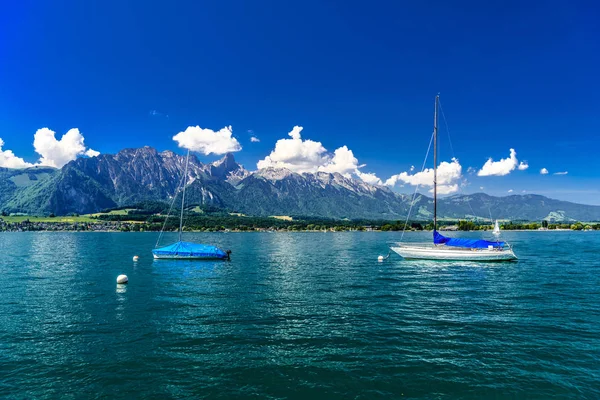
<box><xmin>410</xmin><ymin>165</ymin><xmax>415</xmax><ymax>172</ymax></box>
<box><xmin>480</xmin><ymin>186</ymin><xmax>484</xmax><ymax>190</ymax></box>
<box><xmin>173</xmin><ymin>125</ymin><xmax>242</xmax><ymax>155</ymax></box>
<box><xmin>437</xmin><ymin>184</ymin><xmax>459</xmax><ymax>195</ymax></box>
<box><xmin>34</xmin><ymin>128</ymin><xmax>99</xmax><ymax>168</ymax></box>
<box><xmin>385</xmin><ymin>158</ymin><xmax>462</xmax><ymax>194</ymax></box>
<box><xmin>257</xmin><ymin>126</ymin><xmax>381</xmax><ymax>185</ymax></box>
<box><xmin>0</xmin><ymin>138</ymin><xmax>33</xmax><ymax>168</ymax></box>
<box><xmin>477</xmin><ymin>148</ymin><xmax>519</xmax><ymax>176</ymax></box>
<box><xmin>85</xmin><ymin>149</ymin><xmax>100</xmax><ymax>158</ymax></box>
<box><xmin>554</xmin><ymin>171</ymin><xmax>568</xmax><ymax>175</ymax></box>
<box><xmin>540</xmin><ymin>168</ymin><xmax>549</xmax><ymax>175</ymax></box>
<box><xmin>318</xmin><ymin>146</ymin><xmax>361</xmax><ymax>176</ymax></box>
<box><xmin>257</xmin><ymin>126</ymin><xmax>328</xmax><ymax>173</ymax></box>
<box><xmin>250</xmin><ymin>136</ymin><xmax>260</xmax><ymax>143</ymax></box>
<box><xmin>508</xmin><ymin>189</ymin><xmax>513</xmax><ymax>193</ymax></box>
<box><xmin>518</xmin><ymin>161</ymin><xmax>529</xmax><ymax>170</ymax></box>
<box><xmin>356</xmin><ymin>170</ymin><xmax>382</xmax><ymax>185</ymax></box>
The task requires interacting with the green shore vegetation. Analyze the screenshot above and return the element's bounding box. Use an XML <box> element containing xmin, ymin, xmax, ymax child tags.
<box><xmin>1</xmin><ymin>202</ymin><xmax>599</xmax><ymax>232</ymax></box>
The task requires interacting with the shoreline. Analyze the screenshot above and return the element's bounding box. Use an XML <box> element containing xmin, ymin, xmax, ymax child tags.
<box><xmin>2</xmin><ymin>218</ymin><xmax>597</xmax><ymax>233</ymax></box>
<box><xmin>1</xmin><ymin>228</ymin><xmax>594</xmax><ymax>233</ymax></box>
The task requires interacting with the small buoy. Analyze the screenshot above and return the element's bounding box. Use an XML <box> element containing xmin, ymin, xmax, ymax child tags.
<box><xmin>133</xmin><ymin>255</ymin><xmax>139</xmax><ymax>262</ymax></box>
<box><xmin>116</xmin><ymin>274</ymin><xmax>128</xmax><ymax>284</ymax></box>
<box><xmin>378</xmin><ymin>255</ymin><xmax>384</xmax><ymax>262</ymax></box>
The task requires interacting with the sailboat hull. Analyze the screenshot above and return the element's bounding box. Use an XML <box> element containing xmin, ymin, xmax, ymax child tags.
<box><xmin>152</xmin><ymin>241</ymin><xmax>230</xmax><ymax>261</ymax></box>
<box><xmin>391</xmin><ymin>244</ymin><xmax>517</xmax><ymax>262</ymax></box>
<box><xmin>152</xmin><ymin>254</ymin><xmax>228</xmax><ymax>260</ymax></box>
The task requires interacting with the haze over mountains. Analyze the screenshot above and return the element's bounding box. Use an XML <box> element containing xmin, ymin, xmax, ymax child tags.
<box><xmin>1</xmin><ymin>147</ymin><xmax>599</xmax><ymax>221</ymax></box>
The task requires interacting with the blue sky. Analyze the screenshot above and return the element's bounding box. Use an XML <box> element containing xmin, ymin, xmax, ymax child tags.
<box><xmin>1</xmin><ymin>0</ymin><xmax>599</xmax><ymax>203</ymax></box>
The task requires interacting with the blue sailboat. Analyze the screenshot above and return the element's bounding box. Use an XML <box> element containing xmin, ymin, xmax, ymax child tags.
<box><xmin>152</xmin><ymin>150</ymin><xmax>231</xmax><ymax>260</ymax></box>
<box><xmin>153</xmin><ymin>241</ymin><xmax>230</xmax><ymax>260</ymax></box>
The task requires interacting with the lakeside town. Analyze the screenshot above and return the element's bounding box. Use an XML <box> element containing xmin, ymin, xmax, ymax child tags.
<box><xmin>2</xmin><ymin>215</ymin><xmax>598</xmax><ymax>233</ymax></box>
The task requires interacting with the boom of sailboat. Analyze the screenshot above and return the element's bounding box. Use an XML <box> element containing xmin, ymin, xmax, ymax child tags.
<box><xmin>390</xmin><ymin>95</ymin><xmax>517</xmax><ymax>262</ymax></box>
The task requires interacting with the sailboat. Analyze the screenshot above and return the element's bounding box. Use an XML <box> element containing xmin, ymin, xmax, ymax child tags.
<box><xmin>152</xmin><ymin>150</ymin><xmax>231</xmax><ymax>260</ymax></box>
<box><xmin>390</xmin><ymin>95</ymin><xmax>517</xmax><ymax>262</ymax></box>
<box><xmin>493</xmin><ymin>220</ymin><xmax>501</xmax><ymax>237</ymax></box>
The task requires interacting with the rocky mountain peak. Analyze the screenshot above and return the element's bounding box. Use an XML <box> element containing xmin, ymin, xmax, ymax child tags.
<box><xmin>212</xmin><ymin>152</ymin><xmax>236</xmax><ymax>168</ymax></box>
<box><xmin>206</xmin><ymin>152</ymin><xmax>245</xmax><ymax>181</ymax></box>
<box><xmin>254</xmin><ymin>167</ymin><xmax>297</xmax><ymax>182</ymax></box>
<box><xmin>160</xmin><ymin>150</ymin><xmax>177</xmax><ymax>158</ymax></box>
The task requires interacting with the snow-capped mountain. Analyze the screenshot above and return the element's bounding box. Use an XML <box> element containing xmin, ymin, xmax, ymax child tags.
<box><xmin>1</xmin><ymin>148</ymin><xmax>599</xmax><ymax>221</ymax></box>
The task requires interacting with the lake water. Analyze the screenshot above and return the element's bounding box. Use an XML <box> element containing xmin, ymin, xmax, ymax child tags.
<box><xmin>1</xmin><ymin>231</ymin><xmax>599</xmax><ymax>399</ymax></box>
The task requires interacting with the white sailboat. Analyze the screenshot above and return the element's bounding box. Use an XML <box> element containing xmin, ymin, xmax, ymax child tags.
<box><xmin>493</xmin><ymin>220</ymin><xmax>501</xmax><ymax>237</ymax></box>
<box><xmin>391</xmin><ymin>95</ymin><xmax>517</xmax><ymax>262</ymax></box>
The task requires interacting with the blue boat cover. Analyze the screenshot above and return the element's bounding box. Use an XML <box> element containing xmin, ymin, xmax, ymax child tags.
<box><xmin>433</xmin><ymin>230</ymin><xmax>505</xmax><ymax>249</ymax></box>
<box><xmin>152</xmin><ymin>241</ymin><xmax>229</xmax><ymax>259</ymax></box>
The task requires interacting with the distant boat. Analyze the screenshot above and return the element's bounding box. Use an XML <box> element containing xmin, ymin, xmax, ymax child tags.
<box><xmin>493</xmin><ymin>220</ymin><xmax>501</xmax><ymax>237</ymax></box>
<box><xmin>152</xmin><ymin>150</ymin><xmax>231</xmax><ymax>260</ymax></box>
<box><xmin>391</xmin><ymin>95</ymin><xmax>517</xmax><ymax>262</ymax></box>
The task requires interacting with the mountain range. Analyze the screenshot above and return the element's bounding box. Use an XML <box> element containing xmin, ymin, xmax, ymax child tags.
<box><xmin>1</xmin><ymin>147</ymin><xmax>599</xmax><ymax>221</ymax></box>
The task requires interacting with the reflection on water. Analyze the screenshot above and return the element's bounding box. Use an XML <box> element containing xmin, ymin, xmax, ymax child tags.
<box><xmin>0</xmin><ymin>231</ymin><xmax>599</xmax><ymax>398</ymax></box>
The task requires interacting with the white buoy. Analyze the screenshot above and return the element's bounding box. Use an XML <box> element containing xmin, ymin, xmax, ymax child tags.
<box><xmin>133</xmin><ymin>255</ymin><xmax>139</xmax><ymax>262</ymax></box>
<box><xmin>116</xmin><ymin>274</ymin><xmax>128</xmax><ymax>284</ymax></box>
<box><xmin>378</xmin><ymin>255</ymin><xmax>384</xmax><ymax>262</ymax></box>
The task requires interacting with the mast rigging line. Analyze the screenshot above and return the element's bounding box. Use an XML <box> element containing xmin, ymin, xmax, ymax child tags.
<box><xmin>438</xmin><ymin>98</ymin><xmax>480</xmax><ymax>221</ymax></box>
<box><xmin>155</xmin><ymin>150</ymin><xmax>190</xmax><ymax>248</ymax></box>
<box><xmin>178</xmin><ymin>149</ymin><xmax>191</xmax><ymax>242</ymax></box>
<box><xmin>399</xmin><ymin>126</ymin><xmax>435</xmax><ymax>243</ymax></box>
<box><xmin>400</xmin><ymin>95</ymin><xmax>482</xmax><ymax>242</ymax></box>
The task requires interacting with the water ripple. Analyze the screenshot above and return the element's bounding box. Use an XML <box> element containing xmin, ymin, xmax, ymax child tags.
<box><xmin>0</xmin><ymin>231</ymin><xmax>599</xmax><ymax>398</ymax></box>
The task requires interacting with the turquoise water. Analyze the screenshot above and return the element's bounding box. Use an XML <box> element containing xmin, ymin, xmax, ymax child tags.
<box><xmin>1</xmin><ymin>231</ymin><xmax>599</xmax><ymax>399</ymax></box>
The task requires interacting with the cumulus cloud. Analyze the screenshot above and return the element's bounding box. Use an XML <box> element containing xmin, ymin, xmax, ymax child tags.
<box><xmin>318</xmin><ymin>146</ymin><xmax>361</xmax><ymax>176</ymax></box>
<box><xmin>554</xmin><ymin>171</ymin><xmax>568</xmax><ymax>175</ymax></box>
<box><xmin>508</xmin><ymin>189</ymin><xmax>513</xmax><ymax>193</ymax></box>
<box><xmin>257</xmin><ymin>126</ymin><xmax>381</xmax><ymax>184</ymax></box>
<box><xmin>34</xmin><ymin>128</ymin><xmax>99</xmax><ymax>168</ymax></box>
<box><xmin>356</xmin><ymin>170</ymin><xmax>383</xmax><ymax>185</ymax></box>
<box><xmin>385</xmin><ymin>158</ymin><xmax>462</xmax><ymax>194</ymax></box>
<box><xmin>257</xmin><ymin>126</ymin><xmax>328</xmax><ymax>173</ymax></box>
<box><xmin>540</xmin><ymin>168</ymin><xmax>549</xmax><ymax>175</ymax></box>
<box><xmin>85</xmin><ymin>149</ymin><xmax>100</xmax><ymax>157</ymax></box>
<box><xmin>518</xmin><ymin>161</ymin><xmax>529</xmax><ymax>170</ymax></box>
<box><xmin>437</xmin><ymin>183</ymin><xmax>460</xmax><ymax>195</ymax></box>
<box><xmin>480</xmin><ymin>186</ymin><xmax>484</xmax><ymax>190</ymax></box>
<box><xmin>250</xmin><ymin>136</ymin><xmax>260</xmax><ymax>143</ymax></box>
<box><xmin>173</xmin><ymin>125</ymin><xmax>242</xmax><ymax>155</ymax></box>
<box><xmin>0</xmin><ymin>138</ymin><xmax>33</xmax><ymax>168</ymax></box>
<box><xmin>477</xmin><ymin>148</ymin><xmax>519</xmax><ymax>176</ymax></box>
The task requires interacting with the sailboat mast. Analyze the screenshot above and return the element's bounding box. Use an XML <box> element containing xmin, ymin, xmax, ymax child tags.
<box><xmin>178</xmin><ymin>149</ymin><xmax>190</xmax><ymax>242</ymax></box>
<box><xmin>433</xmin><ymin>95</ymin><xmax>439</xmax><ymax>232</ymax></box>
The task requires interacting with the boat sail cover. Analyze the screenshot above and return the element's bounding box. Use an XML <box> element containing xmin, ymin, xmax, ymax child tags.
<box><xmin>152</xmin><ymin>241</ymin><xmax>229</xmax><ymax>259</ymax></box>
<box><xmin>433</xmin><ymin>231</ymin><xmax>505</xmax><ymax>249</ymax></box>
